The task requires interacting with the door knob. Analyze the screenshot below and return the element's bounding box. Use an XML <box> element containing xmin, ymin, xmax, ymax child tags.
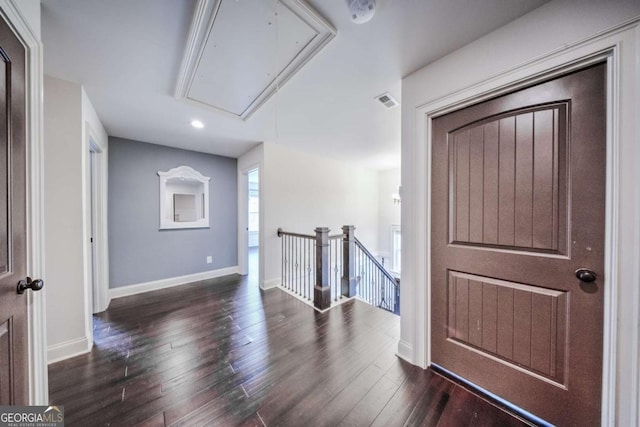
<box><xmin>17</xmin><ymin>277</ymin><xmax>44</xmax><ymax>294</ymax></box>
<box><xmin>575</xmin><ymin>268</ymin><xmax>597</xmax><ymax>283</ymax></box>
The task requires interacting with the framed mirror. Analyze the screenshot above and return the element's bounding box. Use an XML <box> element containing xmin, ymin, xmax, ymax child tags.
<box><xmin>158</xmin><ymin>166</ymin><xmax>210</xmax><ymax>229</ymax></box>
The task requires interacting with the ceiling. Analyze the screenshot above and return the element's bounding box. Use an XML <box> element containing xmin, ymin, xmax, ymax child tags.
<box><xmin>41</xmin><ymin>0</ymin><xmax>550</xmax><ymax>170</ymax></box>
<box><xmin>178</xmin><ymin>0</ymin><xmax>336</xmax><ymax>120</ymax></box>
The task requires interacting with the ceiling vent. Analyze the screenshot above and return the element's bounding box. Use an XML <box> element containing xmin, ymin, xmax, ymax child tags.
<box><xmin>375</xmin><ymin>92</ymin><xmax>399</xmax><ymax>109</ymax></box>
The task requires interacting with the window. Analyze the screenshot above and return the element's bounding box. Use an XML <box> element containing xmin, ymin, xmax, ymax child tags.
<box><xmin>247</xmin><ymin>169</ymin><xmax>259</xmax><ymax>242</ymax></box>
<box><xmin>392</xmin><ymin>225</ymin><xmax>401</xmax><ymax>273</ymax></box>
<box><xmin>248</xmin><ymin>181</ymin><xmax>259</xmax><ymax>232</ymax></box>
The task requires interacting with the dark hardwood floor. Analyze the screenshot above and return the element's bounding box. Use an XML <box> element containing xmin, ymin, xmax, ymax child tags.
<box><xmin>49</xmin><ymin>271</ymin><xmax>532</xmax><ymax>426</ymax></box>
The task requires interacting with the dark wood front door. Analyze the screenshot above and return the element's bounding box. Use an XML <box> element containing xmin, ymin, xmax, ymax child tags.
<box><xmin>431</xmin><ymin>63</ymin><xmax>606</xmax><ymax>426</ymax></box>
<box><xmin>0</xmin><ymin>15</ymin><xmax>28</xmax><ymax>405</ymax></box>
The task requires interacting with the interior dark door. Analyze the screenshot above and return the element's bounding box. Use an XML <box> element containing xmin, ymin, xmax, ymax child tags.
<box><xmin>431</xmin><ymin>63</ymin><xmax>606</xmax><ymax>426</ymax></box>
<box><xmin>0</xmin><ymin>15</ymin><xmax>28</xmax><ymax>405</ymax></box>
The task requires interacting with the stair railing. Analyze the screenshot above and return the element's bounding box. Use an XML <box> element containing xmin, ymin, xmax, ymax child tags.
<box><xmin>328</xmin><ymin>233</ymin><xmax>343</xmax><ymax>303</ymax></box>
<box><xmin>278</xmin><ymin>225</ymin><xmax>399</xmax><ymax>313</ymax></box>
<box><xmin>352</xmin><ymin>237</ymin><xmax>400</xmax><ymax>314</ymax></box>
<box><xmin>277</xmin><ymin>228</ymin><xmax>315</xmax><ymax>303</ymax></box>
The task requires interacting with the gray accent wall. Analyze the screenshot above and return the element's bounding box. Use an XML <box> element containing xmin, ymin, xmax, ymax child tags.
<box><xmin>108</xmin><ymin>137</ymin><xmax>238</xmax><ymax>288</ymax></box>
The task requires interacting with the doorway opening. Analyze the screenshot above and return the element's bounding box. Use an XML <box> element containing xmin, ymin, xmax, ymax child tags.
<box><xmin>247</xmin><ymin>169</ymin><xmax>259</xmax><ymax>283</ymax></box>
<box><xmin>88</xmin><ymin>137</ymin><xmax>108</xmax><ymax>315</ymax></box>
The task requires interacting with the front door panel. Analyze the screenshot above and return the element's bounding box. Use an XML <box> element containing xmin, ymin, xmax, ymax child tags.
<box><xmin>431</xmin><ymin>63</ymin><xmax>606</xmax><ymax>426</ymax></box>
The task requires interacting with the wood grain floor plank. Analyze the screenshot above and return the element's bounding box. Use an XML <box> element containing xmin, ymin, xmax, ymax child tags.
<box><xmin>48</xmin><ymin>272</ymin><xmax>531</xmax><ymax>427</ymax></box>
<box><xmin>369</xmin><ymin>367</ymin><xmax>436</xmax><ymax>427</ymax></box>
<box><xmin>337</xmin><ymin>375</ymin><xmax>402</xmax><ymax>427</ymax></box>
<box><xmin>435</xmin><ymin>385</ymin><xmax>479</xmax><ymax>427</ymax></box>
<box><xmin>403</xmin><ymin>372</ymin><xmax>455</xmax><ymax>427</ymax></box>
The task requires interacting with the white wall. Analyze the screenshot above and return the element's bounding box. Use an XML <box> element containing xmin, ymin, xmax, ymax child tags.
<box><xmin>377</xmin><ymin>168</ymin><xmax>400</xmax><ymax>269</ymax></box>
<box><xmin>402</xmin><ymin>0</ymin><xmax>640</xmax><ymax>104</ymax></box>
<box><xmin>44</xmin><ymin>76</ymin><xmax>108</xmax><ymax>363</ymax></box>
<box><xmin>261</xmin><ymin>143</ymin><xmax>379</xmax><ymax>287</ymax></box>
<box><xmin>82</xmin><ymin>90</ymin><xmax>108</xmax><ymax>145</ymax></box>
<box><xmin>44</xmin><ymin>76</ymin><xmax>87</xmax><ymax>362</ymax></box>
<box><xmin>12</xmin><ymin>0</ymin><xmax>39</xmax><ymax>38</ymax></box>
<box><xmin>400</xmin><ymin>0</ymin><xmax>640</xmax><ymax>425</ymax></box>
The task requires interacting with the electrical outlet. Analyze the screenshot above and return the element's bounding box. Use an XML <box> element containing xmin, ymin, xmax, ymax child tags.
<box><xmin>206</xmin><ymin>256</ymin><xmax>212</xmax><ymax>264</ymax></box>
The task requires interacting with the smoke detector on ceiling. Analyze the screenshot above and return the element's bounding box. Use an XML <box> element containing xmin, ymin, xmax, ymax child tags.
<box><xmin>375</xmin><ymin>92</ymin><xmax>399</xmax><ymax>109</ymax></box>
<box><xmin>347</xmin><ymin>0</ymin><xmax>376</xmax><ymax>24</ymax></box>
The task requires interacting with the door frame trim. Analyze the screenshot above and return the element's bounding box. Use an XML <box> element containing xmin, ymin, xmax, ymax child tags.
<box><xmin>237</xmin><ymin>163</ymin><xmax>262</xmax><ymax>284</ymax></box>
<box><xmin>86</xmin><ymin>127</ymin><xmax>109</xmax><ymax>315</ymax></box>
<box><xmin>401</xmin><ymin>18</ymin><xmax>640</xmax><ymax>426</ymax></box>
<box><xmin>0</xmin><ymin>0</ymin><xmax>48</xmax><ymax>405</ymax></box>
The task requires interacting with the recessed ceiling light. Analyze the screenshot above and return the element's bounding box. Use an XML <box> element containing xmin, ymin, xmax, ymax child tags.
<box><xmin>191</xmin><ymin>120</ymin><xmax>204</xmax><ymax>129</ymax></box>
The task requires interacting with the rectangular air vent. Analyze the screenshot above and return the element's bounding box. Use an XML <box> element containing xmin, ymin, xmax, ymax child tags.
<box><xmin>375</xmin><ymin>92</ymin><xmax>399</xmax><ymax>109</ymax></box>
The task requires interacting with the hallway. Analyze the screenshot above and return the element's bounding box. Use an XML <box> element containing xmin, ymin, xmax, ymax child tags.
<box><xmin>48</xmin><ymin>273</ymin><xmax>530</xmax><ymax>426</ymax></box>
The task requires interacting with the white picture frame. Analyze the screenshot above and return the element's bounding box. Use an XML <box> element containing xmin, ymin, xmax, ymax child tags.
<box><xmin>157</xmin><ymin>166</ymin><xmax>210</xmax><ymax>229</ymax></box>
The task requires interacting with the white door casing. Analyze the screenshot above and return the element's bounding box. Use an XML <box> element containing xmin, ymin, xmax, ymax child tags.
<box><xmin>400</xmin><ymin>18</ymin><xmax>640</xmax><ymax>426</ymax></box>
<box><xmin>0</xmin><ymin>0</ymin><xmax>47</xmax><ymax>405</ymax></box>
<box><xmin>87</xmin><ymin>132</ymin><xmax>109</xmax><ymax>314</ymax></box>
<box><xmin>237</xmin><ymin>162</ymin><xmax>263</xmax><ymax>285</ymax></box>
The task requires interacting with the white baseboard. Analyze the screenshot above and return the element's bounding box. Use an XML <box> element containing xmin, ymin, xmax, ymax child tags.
<box><xmin>397</xmin><ymin>339</ymin><xmax>414</xmax><ymax>365</ymax></box>
<box><xmin>261</xmin><ymin>277</ymin><xmax>280</xmax><ymax>290</ymax></box>
<box><xmin>276</xmin><ymin>285</ymin><xmax>355</xmax><ymax>313</ymax></box>
<box><xmin>109</xmin><ymin>266</ymin><xmax>239</xmax><ymax>300</ymax></box>
<box><xmin>47</xmin><ymin>337</ymin><xmax>91</xmax><ymax>364</ymax></box>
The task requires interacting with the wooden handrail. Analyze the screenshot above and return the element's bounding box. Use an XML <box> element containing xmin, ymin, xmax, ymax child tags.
<box><xmin>277</xmin><ymin>228</ymin><xmax>341</xmax><ymax>240</ymax></box>
<box><xmin>277</xmin><ymin>227</ymin><xmax>314</xmax><ymax>240</ymax></box>
<box><xmin>354</xmin><ymin>237</ymin><xmax>398</xmax><ymax>287</ymax></box>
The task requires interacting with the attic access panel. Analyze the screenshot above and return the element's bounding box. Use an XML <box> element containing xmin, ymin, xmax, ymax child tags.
<box><xmin>175</xmin><ymin>0</ymin><xmax>336</xmax><ymax>120</ymax></box>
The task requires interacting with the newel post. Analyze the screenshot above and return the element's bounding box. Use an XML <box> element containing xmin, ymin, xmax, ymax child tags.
<box><xmin>341</xmin><ymin>225</ymin><xmax>357</xmax><ymax>297</ymax></box>
<box><xmin>314</xmin><ymin>227</ymin><xmax>331</xmax><ymax>310</ymax></box>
